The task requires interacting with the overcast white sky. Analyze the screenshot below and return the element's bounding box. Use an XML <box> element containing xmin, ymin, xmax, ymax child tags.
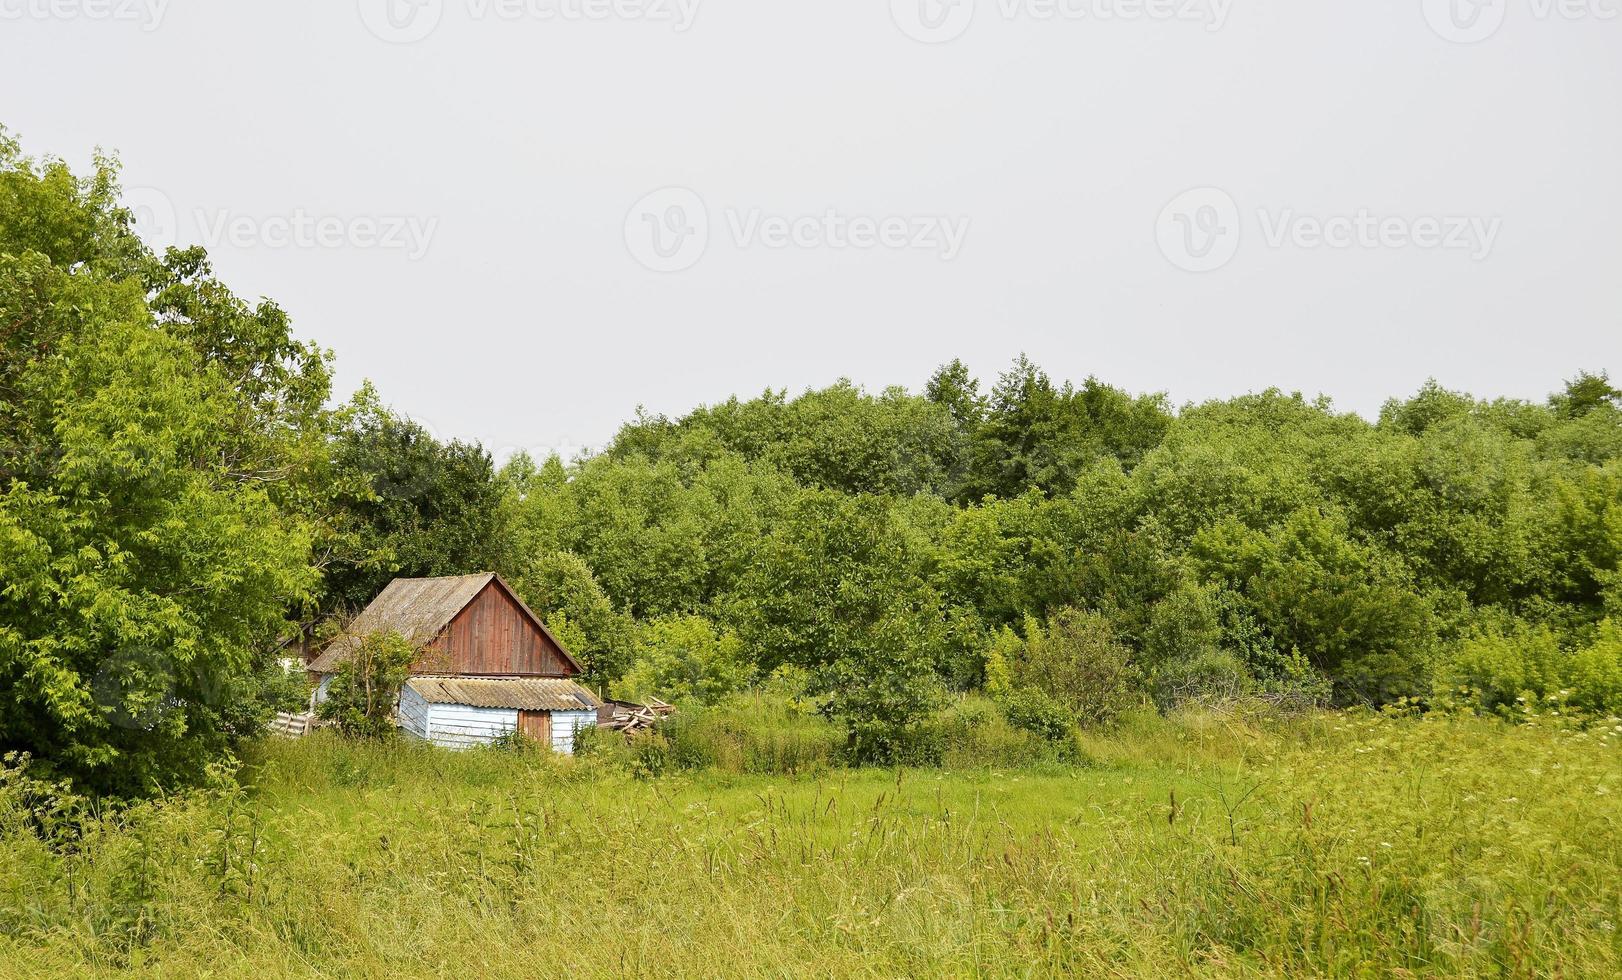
<box><xmin>4</xmin><ymin>0</ymin><xmax>1619</xmax><ymax>459</ymax></box>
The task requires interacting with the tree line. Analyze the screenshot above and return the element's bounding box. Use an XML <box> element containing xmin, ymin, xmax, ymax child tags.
<box><xmin>3</xmin><ymin>132</ymin><xmax>1619</xmax><ymax>794</ymax></box>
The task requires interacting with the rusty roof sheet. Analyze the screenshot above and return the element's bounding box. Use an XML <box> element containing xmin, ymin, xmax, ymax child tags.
<box><xmin>404</xmin><ymin>676</ymin><xmax>602</xmax><ymax>711</ymax></box>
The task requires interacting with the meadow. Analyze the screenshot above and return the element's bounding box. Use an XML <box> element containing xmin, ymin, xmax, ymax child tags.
<box><xmin>2</xmin><ymin>708</ymin><xmax>1618</xmax><ymax>978</ymax></box>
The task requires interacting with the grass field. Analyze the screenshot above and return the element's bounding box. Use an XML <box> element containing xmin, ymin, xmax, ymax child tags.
<box><xmin>2</xmin><ymin>709</ymin><xmax>1619</xmax><ymax>978</ymax></box>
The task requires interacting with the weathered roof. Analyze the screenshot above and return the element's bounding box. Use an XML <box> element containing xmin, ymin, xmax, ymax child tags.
<box><xmin>307</xmin><ymin>573</ymin><xmax>581</xmax><ymax>676</ymax></box>
<box><xmin>404</xmin><ymin>676</ymin><xmax>602</xmax><ymax>711</ymax></box>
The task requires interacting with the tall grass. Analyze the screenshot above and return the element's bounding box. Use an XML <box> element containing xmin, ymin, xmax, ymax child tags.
<box><xmin>2</xmin><ymin>711</ymin><xmax>1618</xmax><ymax>977</ymax></box>
<box><xmin>639</xmin><ymin>691</ymin><xmax>845</xmax><ymax>774</ymax></box>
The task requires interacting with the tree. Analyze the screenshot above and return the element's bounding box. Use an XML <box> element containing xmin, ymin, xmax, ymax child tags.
<box><xmin>318</xmin><ymin>385</ymin><xmax>514</xmax><ymax>617</ymax></box>
<box><xmin>1191</xmin><ymin>510</ymin><xmax>1441</xmax><ymax>704</ymax></box>
<box><xmin>1551</xmin><ymin>371</ymin><xmax>1622</xmax><ymax>420</ymax></box>
<box><xmin>1</xmin><ymin>136</ymin><xmax>319</xmax><ymax>795</ymax></box>
<box><xmin>508</xmin><ymin>551</ymin><xmax>634</xmax><ymax>682</ymax></box>
<box><xmin>925</xmin><ymin>358</ymin><xmax>985</xmax><ymax>429</ymax></box>
<box><xmin>727</xmin><ymin>491</ymin><xmax>948</xmax><ymax>761</ymax></box>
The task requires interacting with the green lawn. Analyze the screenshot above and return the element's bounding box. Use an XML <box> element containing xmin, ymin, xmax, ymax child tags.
<box><xmin>3</xmin><ymin>711</ymin><xmax>1619</xmax><ymax>977</ymax></box>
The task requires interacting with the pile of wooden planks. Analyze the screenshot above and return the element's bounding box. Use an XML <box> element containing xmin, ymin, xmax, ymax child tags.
<box><xmin>599</xmin><ymin>698</ymin><xmax>675</xmax><ymax>736</ymax></box>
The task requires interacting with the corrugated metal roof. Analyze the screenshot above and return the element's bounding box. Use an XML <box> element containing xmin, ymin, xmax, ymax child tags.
<box><xmin>405</xmin><ymin>676</ymin><xmax>602</xmax><ymax>711</ymax></box>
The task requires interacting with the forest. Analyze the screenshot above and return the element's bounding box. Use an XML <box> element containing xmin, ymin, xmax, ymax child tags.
<box><xmin>3</xmin><ymin>131</ymin><xmax>1621</xmax><ymax>798</ymax></box>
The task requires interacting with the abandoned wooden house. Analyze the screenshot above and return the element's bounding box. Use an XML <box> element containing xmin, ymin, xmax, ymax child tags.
<box><xmin>307</xmin><ymin>573</ymin><xmax>601</xmax><ymax>752</ymax></box>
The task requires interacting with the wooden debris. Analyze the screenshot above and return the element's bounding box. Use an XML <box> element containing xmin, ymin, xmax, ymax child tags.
<box><xmin>268</xmin><ymin>711</ymin><xmax>317</xmax><ymax>738</ymax></box>
<box><xmin>597</xmin><ymin>698</ymin><xmax>675</xmax><ymax>736</ymax></box>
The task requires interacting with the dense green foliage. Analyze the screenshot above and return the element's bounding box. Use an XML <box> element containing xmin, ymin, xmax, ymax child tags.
<box><xmin>314</xmin><ymin>631</ymin><xmax>418</xmax><ymax>739</ymax></box>
<box><xmin>3</xmin><ymin>711</ymin><xmax>1618</xmax><ymax>977</ymax></box>
<box><xmin>501</xmin><ymin>364</ymin><xmax>1622</xmax><ymax>752</ymax></box>
<box><xmin>3</xmin><ymin>128</ymin><xmax>1620</xmax><ymax>790</ymax></box>
<box><xmin>0</xmin><ymin>134</ymin><xmax>327</xmax><ymax>796</ymax></box>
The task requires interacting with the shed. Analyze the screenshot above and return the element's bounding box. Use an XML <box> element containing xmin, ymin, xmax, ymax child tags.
<box><xmin>398</xmin><ymin>676</ymin><xmax>600</xmax><ymax>751</ymax></box>
<box><xmin>310</xmin><ymin>573</ymin><xmax>600</xmax><ymax>752</ymax></box>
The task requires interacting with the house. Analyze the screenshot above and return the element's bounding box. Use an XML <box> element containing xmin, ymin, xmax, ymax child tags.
<box><xmin>308</xmin><ymin>573</ymin><xmax>601</xmax><ymax>752</ymax></box>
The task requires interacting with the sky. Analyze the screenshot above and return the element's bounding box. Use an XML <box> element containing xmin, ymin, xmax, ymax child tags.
<box><xmin>3</xmin><ymin>0</ymin><xmax>1619</xmax><ymax>461</ymax></box>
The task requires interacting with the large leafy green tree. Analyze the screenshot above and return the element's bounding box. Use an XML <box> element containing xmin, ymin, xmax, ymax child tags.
<box><xmin>0</xmin><ymin>133</ymin><xmax>321</xmax><ymax>795</ymax></box>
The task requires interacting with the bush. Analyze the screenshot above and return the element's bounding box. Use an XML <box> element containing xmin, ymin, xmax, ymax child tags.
<box><xmin>1253</xmin><ymin>651</ymin><xmax>1334</xmax><ymax>710</ymax></box>
<box><xmin>1141</xmin><ymin>583</ymin><xmax>1224</xmax><ymax>671</ymax></box>
<box><xmin>932</xmin><ymin>695</ymin><xmax>1062</xmax><ymax>768</ymax></box>
<box><xmin>998</xmin><ymin>688</ymin><xmax>1074</xmax><ymax>742</ymax></box>
<box><xmin>1447</xmin><ymin>620</ymin><xmax>1622</xmax><ymax>716</ymax></box>
<box><xmin>614</xmin><ymin>615</ymin><xmax>755</xmax><ymax>706</ymax></box>
<box><xmin>660</xmin><ymin>692</ymin><xmax>843</xmax><ymax>775</ymax></box>
<box><xmin>316</xmin><ymin>631</ymin><xmax>418</xmax><ymax>739</ymax></box>
<box><xmin>1017</xmin><ymin>608</ymin><xmax>1142</xmax><ymax>729</ymax></box>
<box><xmin>1567</xmin><ymin>623</ymin><xmax>1622</xmax><ymax>713</ymax></box>
<box><xmin>1150</xmin><ymin>649</ymin><xmax>1254</xmax><ymax>710</ymax></box>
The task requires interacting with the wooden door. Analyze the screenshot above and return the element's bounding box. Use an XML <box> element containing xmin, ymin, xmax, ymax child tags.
<box><xmin>517</xmin><ymin>710</ymin><xmax>551</xmax><ymax>744</ymax></box>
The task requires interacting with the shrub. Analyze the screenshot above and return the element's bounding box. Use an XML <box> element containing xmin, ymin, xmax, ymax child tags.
<box><xmin>1253</xmin><ymin>650</ymin><xmax>1335</xmax><ymax>709</ymax></box>
<box><xmin>982</xmin><ymin>627</ymin><xmax>1021</xmax><ymax>700</ymax></box>
<box><xmin>932</xmin><ymin>695</ymin><xmax>1061</xmax><ymax>768</ymax></box>
<box><xmin>614</xmin><ymin>615</ymin><xmax>755</xmax><ymax>706</ymax></box>
<box><xmin>316</xmin><ymin>630</ymin><xmax>417</xmax><ymax>739</ymax></box>
<box><xmin>1141</xmin><ymin>583</ymin><xmax>1224</xmax><ymax>671</ymax></box>
<box><xmin>819</xmin><ymin>610</ymin><xmax>948</xmax><ymax>766</ymax></box>
<box><xmin>1150</xmin><ymin>649</ymin><xmax>1254</xmax><ymax>710</ymax></box>
<box><xmin>1566</xmin><ymin>622</ymin><xmax>1622</xmax><ymax>712</ymax></box>
<box><xmin>1017</xmin><ymin>608</ymin><xmax>1142</xmax><ymax>728</ymax></box>
<box><xmin>660</xmin><ymin>692</ymin><xmax>843</xmax><ymax>775</ymax></box>
<box><xmin>1448</xmin><ymin>620</ymin><xmax>1622</xmax><ymax>716</ymax></box>
<box><xmin>759</xmin><ymin>664</ymin><xmax>820</xmax><ymax>713</ymax></box>
<box><xmin>998</xmin><ymin>688</ymin><xmax>1074</xmax><ymax>742</ymax></box>
<box><xmin>573</xmin><ymin>724</ymin><xmax>674</xmax><ymax>778</ymax></box>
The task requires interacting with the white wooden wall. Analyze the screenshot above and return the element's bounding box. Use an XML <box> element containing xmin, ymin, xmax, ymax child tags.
<box><xmin>396</xmin><ymin>684</ymin><xmax>432</xmax><ymax>740</ymax></box>
<box><xmin>549</xmin><ymin>710</ymin><xmax>597</xmax><ymax>754</ymax></box>
<box><xmin>422</xmin><ymin>703</ymin><xmax>519</xmax><ymax>749</ymax></box>
<box><xmin>393</xmin><ymin>686</ymin><xmax>595</xmax><ymax>753</ymax></box>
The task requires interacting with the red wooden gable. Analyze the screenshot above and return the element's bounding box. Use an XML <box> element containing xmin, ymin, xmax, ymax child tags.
<box><xmin>416</xmin><ymin>577</ymin><xmax>581</xmax><ymax>678</ymax></box>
